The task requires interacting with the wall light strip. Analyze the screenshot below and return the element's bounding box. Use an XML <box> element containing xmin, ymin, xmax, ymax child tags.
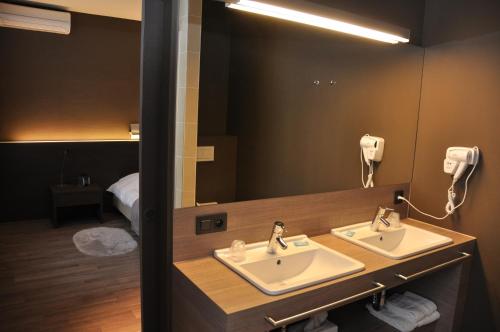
<box><xmin>0</xmin><ymin>139</ymin><xmax>140</xmax><ymax>144</ymax></box>
<box><xmin>226</xmin><ymin>0</ymin><xmax>409</xmax><ymax>44</ymax></box>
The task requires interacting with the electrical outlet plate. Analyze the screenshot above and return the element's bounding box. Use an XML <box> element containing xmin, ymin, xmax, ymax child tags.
<box><xmin>195</xmin><ymin>213</ymin><xmax>227</xmax><ymax>234</ymax></box>
<box><xmin>394</xmin><ymin>190</ymin><xmax>404</xmax><ymax>204</ymax></box>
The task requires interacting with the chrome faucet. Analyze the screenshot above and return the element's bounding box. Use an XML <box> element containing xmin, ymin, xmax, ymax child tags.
<box><xmin>267</xmin><ymin>221</ymin><xmax>288</xmax><ymax>254</ymax></box>
<box><xmin>371</xmin><ymin>206</ymin><xmax>394</xmax><ymax>232</ymax></box>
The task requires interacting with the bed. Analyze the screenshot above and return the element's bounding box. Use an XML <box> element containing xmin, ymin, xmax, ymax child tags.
<box><xmin>107</xmin><ymin>173</ymin><xmax>140</xmax><ymax>235</ymax></box>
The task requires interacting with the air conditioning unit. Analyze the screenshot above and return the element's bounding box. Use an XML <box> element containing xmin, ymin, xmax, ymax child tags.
<box><xmin>0</xmin><ymin>3</ymin><xmax>70</xmax><ymax>35</ymax></box>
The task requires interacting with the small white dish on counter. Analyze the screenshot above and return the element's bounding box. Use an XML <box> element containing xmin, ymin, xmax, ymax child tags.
<box><xmin>214</xmin><ymin>235</ymin><xmax>365</xmax><ymax>295</ymax></box>
<box><xmin>331</xmin><ymin>222</ymin><xmax>453</xmax><ymax>260</ymax></box>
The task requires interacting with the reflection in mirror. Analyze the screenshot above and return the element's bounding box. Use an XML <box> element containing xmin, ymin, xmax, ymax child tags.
<box><xmin>193</xmin><ymin>0</ymin><xmax>424</xmax><ymax>206</ymax></box>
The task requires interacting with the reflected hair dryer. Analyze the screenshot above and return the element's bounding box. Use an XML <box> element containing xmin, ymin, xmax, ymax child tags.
<box><xmin>443</xmin><ymin>147</ymin><xmax>479</xmax><ymax>183</ymax></box>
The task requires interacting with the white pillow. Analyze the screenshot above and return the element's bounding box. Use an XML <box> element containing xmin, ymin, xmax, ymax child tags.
<box><xmin>108</xmin><ymin>173</ymin><xmax>139</xmax><ymax>208</ymax></box>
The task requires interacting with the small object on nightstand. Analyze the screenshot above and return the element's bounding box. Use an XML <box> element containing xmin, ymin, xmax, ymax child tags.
<box><xmin>50</xmin><ymin>184</ymin><xmax>103</xmax><ymax>228</ymax></box>
<box><xmin>77</xmin><ymin>173</ymin><xmax>91</xmax><ymax>186</ymax></box>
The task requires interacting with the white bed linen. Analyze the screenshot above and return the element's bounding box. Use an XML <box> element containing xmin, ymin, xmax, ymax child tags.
<box><xmin>107</xmin><ymin>173</ymin><xmax>139</xmax><ymax>208</ymax></box>
<box><xmin>113</xmin><ymin>195</ymin><xmax>133</xmax><ymax>221</ymax></box>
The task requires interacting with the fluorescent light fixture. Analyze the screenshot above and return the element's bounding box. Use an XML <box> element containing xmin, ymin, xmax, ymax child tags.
<box><xmin>0</xmin><ymin>3</ymin><xmax>70</xmax><ymax>35</ymax></box>
<box><xmin>226</xmin><ymin>0</ymin><xmax>409</xmax><ymax>44</ymax></box>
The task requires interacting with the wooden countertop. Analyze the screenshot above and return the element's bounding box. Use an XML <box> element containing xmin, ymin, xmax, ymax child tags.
<box><xmin>174</xmin><ymin>219</ymin><xmax>475</xmax><ymax>316</ymax></box>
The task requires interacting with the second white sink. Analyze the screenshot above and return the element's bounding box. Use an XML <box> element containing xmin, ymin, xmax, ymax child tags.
<box><xmin>214</xmin><ymin>235</ymin><xmax>365</xmax><ymax>295</ymax></box>
<box><xmin>332</xmin><ymin>222</ymin><xmax>453</xmax><ymax>259</ymax></box>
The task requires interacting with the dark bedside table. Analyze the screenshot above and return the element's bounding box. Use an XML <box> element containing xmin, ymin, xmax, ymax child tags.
<box><xmin>50</xmin><ymin>184</ymin><xmax>103</xmax><ymax>227</ymax></box>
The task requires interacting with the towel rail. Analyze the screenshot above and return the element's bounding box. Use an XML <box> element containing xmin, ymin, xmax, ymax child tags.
<box><xmin>264</xmin><ymin>281</ymin><xmax>386</xmax><ymax>327</ymax></box>
<box><xmin>395</xmin><ymin>251</ymin><xmax>471</xmax><ymax>281</ymax></box>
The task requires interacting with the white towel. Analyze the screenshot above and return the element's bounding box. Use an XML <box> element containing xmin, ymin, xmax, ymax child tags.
<box><xmin>304</xmin><ymin>312</ymin><xmax>328</xmax><ymax>331</ymax></box>
<box><xmin>287</xmin><ymin>315</ymin><xmax>338</xmax><ymax>332</ymax></box>
<box><xmin>366</xmin><ymin>303</ymin><xmax>417</xmax><ymax>332</ymax></box>
<box><xmin>385</xmin><ymin>293</ymin><xmax>435</xmax><ymax>322</ymax></box>
<box><xmin>417</xmin><ymin>310</ymin><xmax>440</xmax><ymax>327</ymax></box>
<box><xmin>367</xmin><ymin>290</ymin><xmax>441</xmax><ymax>332</ymax></box>
<box><xmin>404</xmin><ymin>291</ymin><xmax>438</xmax><ymax>314</ymax></box>
<box><xmin>309</xmin><ymin>320</ymin><xmax>338</xmax><ymax>332</ymax></box>
<box><xmin>287</xmin><ymin>321</ymin><xmax>307</xmax><ymax>332</ymax></box>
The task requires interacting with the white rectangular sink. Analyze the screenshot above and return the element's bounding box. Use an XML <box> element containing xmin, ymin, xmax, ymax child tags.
<box><xmin>214</xmin><ymin>235</ymin><xmax>365</xmax><ymax>295</ymax></box>
<box><xmin>332</xmin><ymin>222</ymin><xmax>453</xmax><ymax>260</ymax></box>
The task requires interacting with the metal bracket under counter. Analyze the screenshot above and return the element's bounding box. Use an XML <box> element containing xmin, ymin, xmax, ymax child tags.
<box><xmin>394</xmin><ymin>251</ymin><xmax>471</xmax><ymax>281</ymax></box>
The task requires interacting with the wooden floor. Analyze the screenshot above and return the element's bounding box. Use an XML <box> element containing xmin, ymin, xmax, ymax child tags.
<box><xmin>0</xmin><ymin>215</ymin><xmax>141</xmax><ymax>332</ymax></box>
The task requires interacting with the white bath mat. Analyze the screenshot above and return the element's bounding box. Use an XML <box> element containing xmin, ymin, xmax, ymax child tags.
<box><xmin>73</xmin><ymin>227</ymin><xmax>137</xmax><ymax>257</ymax></box>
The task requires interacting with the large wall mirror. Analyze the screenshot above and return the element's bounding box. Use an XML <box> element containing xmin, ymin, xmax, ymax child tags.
<box><xmin>188</xmin><ymin>0</ymin><xmax>424</xmax><ymax>206</ymax></box>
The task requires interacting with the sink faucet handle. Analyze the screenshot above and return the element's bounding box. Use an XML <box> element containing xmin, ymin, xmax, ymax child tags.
<box><xmin>373</xmin><ymin>206</ymin><xmax>387</xmax><ymax>220</ymax></box>
<box><xmin>382</xmin><ymin>207</ymin><xmax>395</xmax><ymax>218</ymax></box>
<box><xmin>274</xmin><ymin>221</ymin><xmax>285</xmax><ymax>232</ymax></box>
<box><xmin>371</xmin><ymin>206</ymin><xmax>394</xmax><ymax>230</ymax></box>
<box><xmin>267</xmin><ymin>221</ymin><xmax>288</xmax><ymax>253</ymax></box>
<box><xmin>387</xmin><ymin>211</ymin><xmax>401</xmax><ymax>228</ymax></box>
<box><xmin>380</xmin><ymin>207</ymin><xmax>394</xmax><ymax>227</ymax></box>
<box><xmin>379</xmin><ymin>216</ymin><xmax>391</xmax><ymax>227</ymax></box>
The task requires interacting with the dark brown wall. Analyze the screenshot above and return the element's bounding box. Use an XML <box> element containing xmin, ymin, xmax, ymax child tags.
<box><xmin>196</xmin><ymin>136</ymin><xmax>237</xmax><ymax>204</ymax></box>
<box><xmin>227</xmin><ymin>12</ymin><xmax>424</xmax><ymax>201</ymax></box>
<box><xmin>198</xmin><ymin>0</ymin><xmax>426</xmax><ymax>135</ymax></box>
<box><xmin>0</xmin><ymin>141</ymin><xmax>139</xmax><ymax>222</ymax></box>
<box><xmin>198</xmin><ymin>0</ymin><xmax>231</xmax><ymax>136</ymax></box>
<box><xmin>411</xmin><ymin>1</ymin><xmax>500</xmax><ymax>330</ymax></box>
<box><xmin>198</xmin><ymin>0</ymin><xmax>426</xmax><ymax>136</ymax></box>
<box><xmin>423</xmin><ymin>0</ymin><xmax>500</xmax><ymax>47</ymax></box>
<box><xmin>196</xmin><ymin>1</ymin><xmax>237</xmax><ymax>203</ymax></box>
<box><xmin>0</xmin><ymin>13</ymin><xmax>140</xmax><ymax>141</ymax></box>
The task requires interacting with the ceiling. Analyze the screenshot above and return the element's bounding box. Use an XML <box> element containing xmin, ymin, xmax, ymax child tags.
<box><xmin>16</xmin><ymin>0</ymin><xmax>142</xmax><ymax>21</ymax></box>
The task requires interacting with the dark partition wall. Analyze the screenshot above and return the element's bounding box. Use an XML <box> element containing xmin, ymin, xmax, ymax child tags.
<box><xmin>0</xmin><ymin>141</ymin><xmax>139</xmax><ymax>221</ymax></box>
<box><xmin>0</xmin><ymin>13</ymin><xmax>140</xmax><ymax>141</ymax></box>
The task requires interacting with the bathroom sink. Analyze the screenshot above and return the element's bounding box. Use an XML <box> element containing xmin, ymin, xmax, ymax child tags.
<box><xmin>214</xmin><ymin>235</ymin><xmax>365</xmax><ymax>295</ymax></box>
<box><xmin>331</xmin><ymin>222</ymin><xmax>453</xmax><ymax>260</ymax></box>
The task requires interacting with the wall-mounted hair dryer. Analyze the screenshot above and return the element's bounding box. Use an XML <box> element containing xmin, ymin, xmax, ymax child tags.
<box><xmin>360</xmin><ymin>134</ymin><xmax>385</xmax><ymax>188</ymax></box>
<box><xmin>443</xmin><ymin>147</ymin><xmax>480</xmax><ymax>183</ymax></box>
<box><xmin>399</xmin><ymin>145</ymin><xmax>480</xmax><ymax>219</ymax></box>
<box><xmin>443</xmin><ymin>146</ymin><xmax>480</xmax><ymax>214</ymax></box>
<box><xmin>360</xmin><ymin>135</ymin><xmax>385</xmax><ymax>166</ymax></box>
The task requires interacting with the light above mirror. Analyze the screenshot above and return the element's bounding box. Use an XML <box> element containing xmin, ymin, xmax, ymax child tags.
<box><xmin>225</xmin><ymin>0</ymin><xmax>410</xmax><ymax>44</ymax></box>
